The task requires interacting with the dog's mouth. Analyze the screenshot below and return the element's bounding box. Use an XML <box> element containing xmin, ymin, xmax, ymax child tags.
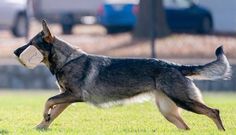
<box><xmin>17</xmin><ymin>57</ymin><xmax>27</xmax><ymax>67</ymax></box>
<box><xmin>14</xmin><ymin>44</ymin><xmax>44</xmax><ymax>69</ymax></box>
<box><xmin>14</xmin><ymin>45</ymin><xmax>28</xmax><ymax>67</ymax></box>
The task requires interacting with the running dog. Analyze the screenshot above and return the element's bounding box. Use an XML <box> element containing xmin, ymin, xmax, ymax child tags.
<box><xmin>14</xmin><ymin>20</ymin><xmax>231</xmax><ymax>130</ymax></box>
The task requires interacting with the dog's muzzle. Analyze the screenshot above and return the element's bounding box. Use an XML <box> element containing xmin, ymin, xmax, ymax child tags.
<box><xmin>14</xmin><ymin>44</ymin><xmax>29</xmax><ymax>57</ymax></box>
<box><xmin>14</xmin><ymin>45</ymin><xmax>44</xmax><ymax>69</ymax></box>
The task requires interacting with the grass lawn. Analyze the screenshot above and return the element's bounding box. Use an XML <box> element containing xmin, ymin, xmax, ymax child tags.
<box><xmin>0</xmin><ymin>90</ymin><xmax>236</xmax><ymax>135</ymax></box>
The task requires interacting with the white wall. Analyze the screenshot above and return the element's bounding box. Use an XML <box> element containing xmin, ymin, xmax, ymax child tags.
<box><xmin>197</xmin><ymin>0</ymin><xmax>236</xmax><ymax>33</ymax></box>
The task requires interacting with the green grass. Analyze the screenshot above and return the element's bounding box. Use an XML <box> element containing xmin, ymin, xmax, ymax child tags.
<box><xmin>0</xmin><ymin>91</ymin><xmax>236</xmax><ymax>135</ymax></box>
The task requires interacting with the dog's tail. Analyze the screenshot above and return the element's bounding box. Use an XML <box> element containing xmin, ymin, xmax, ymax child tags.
<box><xmin>175</xmin><ymin>46</ymin><xmax>232</xmax><ymax>80</ymax></box>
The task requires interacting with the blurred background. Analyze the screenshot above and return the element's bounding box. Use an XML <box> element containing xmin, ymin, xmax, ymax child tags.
<box><xmin>0</xmin><ymin>0</ymin><xmax>235</xmax><ymax>91</ymax></box>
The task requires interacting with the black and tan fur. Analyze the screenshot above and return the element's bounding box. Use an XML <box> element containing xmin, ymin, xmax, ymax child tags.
<box><xmin>14</xmin><ymin>21</ymin><xmax>231</xmax><ymax>130</ymax></box>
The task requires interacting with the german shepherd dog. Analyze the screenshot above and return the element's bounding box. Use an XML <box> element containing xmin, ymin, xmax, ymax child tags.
<box><xmin>14</xmin><ymin>21</ymin><xmax>231</xmax><ymax>130</ymax></box>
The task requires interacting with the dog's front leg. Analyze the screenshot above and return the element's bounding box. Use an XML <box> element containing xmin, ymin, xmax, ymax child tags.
<box><xmin>36</xmin><ymin>91</ymin><xmax>81</xmax><ymax>129</ymax></box>
<box><xmin>36</xmin><ymin>103</ymin><xmax>70</xmax><ymax>129</ymax></box>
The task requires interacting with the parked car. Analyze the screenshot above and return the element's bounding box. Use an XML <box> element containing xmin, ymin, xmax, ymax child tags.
<box><xmin>0</xmin><ymin>0</ymin><xmax>30</xmax><ymax>37</ymax></box>
<box><xmin>33</xmin><ymin>0</ymin><xmax>103</xmax><ymax>34</ymax></box>
<box><xmin>97</xmin><ymin>0</ymin><xmax>213</xmax><ymax>34</ymax></box>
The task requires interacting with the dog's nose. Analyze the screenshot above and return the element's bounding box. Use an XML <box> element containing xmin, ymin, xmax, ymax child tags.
<box><xmin>14</xmin><ymin>49</ymin><xmax>21</xmax><ymax>57</ymax></box>
<box><xmin>14</xmin><ymin>44</ymin><xmax>30</xmax><ymax>57</ymax></box>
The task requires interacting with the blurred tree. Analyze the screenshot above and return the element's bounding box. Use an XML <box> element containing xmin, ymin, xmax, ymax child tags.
<box><xmin>133</xmin><ymin>0</ymin><xmax>170</xmax><ymax>39</ymax></box>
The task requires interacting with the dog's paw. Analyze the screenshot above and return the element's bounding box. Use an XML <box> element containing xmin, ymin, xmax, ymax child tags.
<box><xmin>43</xmin><ymin>113</ymin><xmax>51</xmax><ymax>122</ymax></box>
<box><xmin>35</xmin><ymin>123</ymin><xmax>49</xmax><ymax>130</ymax></box>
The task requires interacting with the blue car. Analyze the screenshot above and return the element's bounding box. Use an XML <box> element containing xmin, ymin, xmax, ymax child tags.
<box><xmin>97</xmin><ymin>0</ymin><xmax>213</xmax><ymax>34</ymax></box>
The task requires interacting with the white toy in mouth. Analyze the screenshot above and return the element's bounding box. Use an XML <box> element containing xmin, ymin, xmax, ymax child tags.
<box><xmin>19</xmin><ymin>45</ymin><xmax>43</xmax><ymax>69</ymax></box>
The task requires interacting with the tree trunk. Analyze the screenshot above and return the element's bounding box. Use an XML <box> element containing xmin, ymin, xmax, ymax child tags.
<box><xmin>133</xmin><ymin>0</ymin><xmax>170</xmax><ymax>39</ymax></box>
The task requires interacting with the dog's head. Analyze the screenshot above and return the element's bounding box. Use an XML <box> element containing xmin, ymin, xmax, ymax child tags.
<box><xmin>14</xmin><ymin>20</ymin><xmax>54</xmax><ymax>68</ymax></box>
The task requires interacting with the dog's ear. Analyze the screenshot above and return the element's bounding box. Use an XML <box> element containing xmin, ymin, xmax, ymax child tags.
<box><xmin>42</xmin><ymin>20</ymin><xmax>54</xmax><ymax>43</ymax></box>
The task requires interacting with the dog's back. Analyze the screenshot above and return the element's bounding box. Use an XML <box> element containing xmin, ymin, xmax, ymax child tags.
<box><xmin>57</xmin><ymin>46</ymin><xmax>231</xmax><ymax>108</ymax></box>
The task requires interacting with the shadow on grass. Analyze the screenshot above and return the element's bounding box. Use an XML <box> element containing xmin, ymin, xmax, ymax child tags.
<box><xmin>0</xmin><ymin>129</ymin><xmax>9</xmax><ymax>135</ymax></box>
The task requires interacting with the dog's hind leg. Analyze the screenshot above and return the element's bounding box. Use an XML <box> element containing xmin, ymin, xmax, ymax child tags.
<box><xmin>183</xmin><ymin>100</ymin><xmax>225</xmax><ymax>131</ymax></box>
<box><xmin>157</xmin><ymin>69</ymin><xmax>225</xmax><ymax>130</ymax></box>
<box><xmin>171</xmin><ymin>86</ymin><xmax>225</xmax><ymax>131</ymax></box>
<box><xmin>154</xmin><ymin>91</ymin><xmax>190</xmax><ymax>130</ymax></box>
<box><xmin>36</xmin><ymin>103</ymin><xmax>70</xmax><ymax>129</ymax></box>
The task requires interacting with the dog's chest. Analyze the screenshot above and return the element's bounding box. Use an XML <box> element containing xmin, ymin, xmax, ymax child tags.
<box><xmin>55</xmin><ymin>66</ymin><xmax>97</xmax><ymax>92</ymax></box>
<box><xmin>55</xmin><ymin>70</ymin><xmax>83</xmax><ymax>92</ymax></box>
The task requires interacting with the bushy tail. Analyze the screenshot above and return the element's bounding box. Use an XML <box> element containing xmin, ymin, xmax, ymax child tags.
<box><xmin>177</xmin><ymin>46</ymin><xmax>232</xmax><ymax>80</ymax></box>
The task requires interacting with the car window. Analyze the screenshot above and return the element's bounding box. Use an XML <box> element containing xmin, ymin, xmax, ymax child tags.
<box><xmin>164</xmin><ymin>0</ymin><xmax>192</xmax><ymax>9</ymax></box>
